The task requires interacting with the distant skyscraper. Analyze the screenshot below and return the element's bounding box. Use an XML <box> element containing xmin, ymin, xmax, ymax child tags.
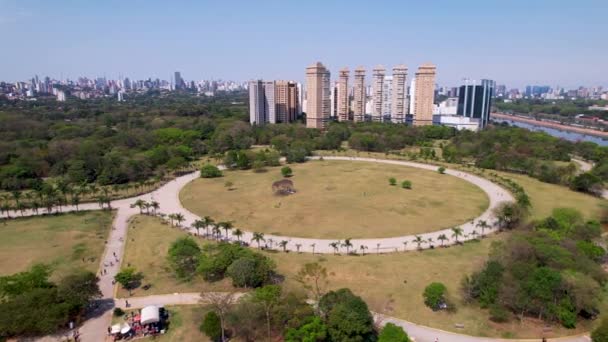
<box><xmin>382</xmin><ymin>76</ymin><xmax>393</xmax><ymax>117</ymax></box>
<box><xmin>372</xmin><ymin>65</ymin><xmax>385</xmax><ymax>122</ymax></box>
<box><xmin>305</xmin><ymin>62</ymin><xmax>331</xmax><ymax>129</ymax></box>
<box><xmin>413</xmin><ymin>63</ymin><xmax>436</xmax><ymax>126</ymax></box>
<box><xmin>391</xmin><ymin>65</ymin><xmax>408</xmax><ymax>123</ymax></box>
<box><xmin>275</xmin><ymin>80</ymin><xmax>299</xmax><ymax>123</ymax></box>
<box><xmin>264</xmin><ymin>81</ymin><xmax>276</xmax><ymax>123</ymax></box>
<box><xmin>174</xmin><ymin>71</ymin><xmax>183</xmax><ymax>90</ymax></box>
<box><xmin>353</xmin><ymin>67</ymin><xmax>366</xmax><ymax>122</ymax></box>
<box><xmin>337</xmin><ymin>68</ymin><xmax>350</xmax><ymax>122</ymax></box>
<box><xmin>457</xmin><ymin>79</ymin><xmax>495</xmax><ymax>128</ymax></box>
<box><xmin>249</xmin><ymin>80</ymin><xmax>266</xmax><ymax>124</ymax></box>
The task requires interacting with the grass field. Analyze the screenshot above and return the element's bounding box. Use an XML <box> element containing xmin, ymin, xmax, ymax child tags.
<box><xmin>112</xmin><ymin>305</ymin><xmax>210</xmax><ymax>342</ymax></box>
<box><xmin>118</xmin><ymin>215</ymin><xmax>236</xmax><ymax>298</ymax></box>
<box><xmin>0</xmin><ymin>211</ymin><xmax>113</xmax><ymax>280</ymax></box>
<box><xmin>180</xmin><ymin>160</ymin><xmax>489</xmax><ymax>239</ymax></box>
<box><xmin>122</xmin><ymin>210</ymin><xmax>601</xmax><ymax>338</ymax></box>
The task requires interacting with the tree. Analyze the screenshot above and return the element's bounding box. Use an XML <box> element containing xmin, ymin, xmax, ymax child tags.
<box><xmin>320</xmin><ymin>288</ymin><xmax>376</xmax><ymax>342</ymax></box>
<box><xmin>226</xmin><ymin>255</ymin><xmax>275</xmax><ymax>288</ymax></box>
<box><xmin>438</xmin><ymin>166</ymin><xmax>446</xmax><ymax>174</ymax></box>
<box><xmin>200</xmin><ymin>311</ymin><xmax>222</xmax><ymax>342</ymax></box>
<box><xmin>279</xmin><ymin>240</ymin><xmax>289</xmax><ymax>252</ymax></box>
<box><xmin>401</xmin><ymin>180</ymin><xmax>412</xmax><ymax>189</ymax></box>
<box><xmin>389</xmin><ymin>177</ymin><xmax>397</xmax><ymax>186</ymax></box>
<box><xmin>451</xmin><ymin>227</ymin><xmax>463</xmax><ymax>243</ymax></box>
<box><xmin>174</xmin><ymin>213</ymin><xmax>185</xmax><ymax>227</ymax></box>
<box><xmin>201</xmin><ymin>292</ymin><xmax>236</xmax><ymax>342</ymax></box>
<box><xmin>114</xmin><ymin>267</ymin><xmax>143</xmax><ymax>295</ymax></box>
<box><xmin>167</xmin><ymin>237</ymin><xmax>201</xmax><ymax>280</ymax></box>
<box><xmin>285</xmin><ymin>316</ymin><xmax>328</xmax><ymax>342</ymax></box>
<box><xmin>201</xmin><ymin>164</ymin><xmax>223</xmax><ymax>178</ymax></box>
<box><xmin>131</xmin><ymin>199</ymin><xmax>147</xmax><ymax>214</ymax></box>
<box><xmin>252</xmin><ymin>232</ymin><xmax>265</xmax><ymax>249</ymax></box>
<box><xmin>192</xmin><ymin>219</ymin><xmax>205</xmax><ymax>236</ymax></box>
<box><xmin>437</xmin><ymin>234</ymin><xmax>448</xmax><ymax>247</ymax></box>
<box><xmin>378</xmin><ymin>323</ymin><xmax>410</xmax><ymax>342</ymax></box>
<box><xmin>360</xmin><ymin>245</ymin><xmax>369</xmax><ymax>255</ymax></box>
<box><xmin>329</xmin><ymin>241</ymin><xmax>340</xmax><ymax>254</ymax></box>
<box><xmin>493</xmin><ymin>203</ymin><xmax>525</xmax><ymax>230</ymax></box>
<box><xmin>342</xmin><ymin>238</ymin><xmax>353</xmax><ymax>254</ymax></box>
<box><xmin>592</xmin><ymin>317</ymin><xmax>608</xmax><ymax>342</ymax></box>
<box><xmin>413</xmin><ymin>235</ymin><xmax>426</xmax><ymax>250</ymax></box>
<box><xmin>252</xmin><ymin>285</ymin><xmax>282</xmax><ymax>342</ymax></box>
<box><xmin>423</xmin><ymin>282</ymin><xmax>447</xmax><ymax>310</ymax></box>
<box><xmin>475</xmin><ymin>220</ymin><xmax>489</xmax><ymax>237</ymax></box>
<box><xmin>233</xmin><ymin>228</ymin><xmax>243</xmax><ymax>242</ymax></box>
<box><xmin>281</xmin><ymin>166</ymin><xmax>293</xmax><ymax>177</ymax></box>
<box><xmin>294</xmin><ymin>262</ymin><xmax>328</xmax><ymax>301</ymax></box>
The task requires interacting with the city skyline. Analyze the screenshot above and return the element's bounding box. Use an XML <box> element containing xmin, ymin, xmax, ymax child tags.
<box><xmin>1</xmin><ymin>0</ymin><xmax>607</xmax><ymax>88</ymax></box>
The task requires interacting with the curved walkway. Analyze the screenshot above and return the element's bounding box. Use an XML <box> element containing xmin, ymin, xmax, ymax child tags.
<box><xmin>8</xmin><ymin>157</ymin><xmax>592</xmax><ymax>341</ymax></box>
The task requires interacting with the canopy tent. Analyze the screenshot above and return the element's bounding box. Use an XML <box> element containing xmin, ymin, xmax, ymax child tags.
<box><xmin>141</xmin><ymin>305</ymin><xmax>160</xmax><ymax>325</ymax></box>
<box><xmin>110</xmin><ymin>324</ymin><xmax>121</xmax><ymax>334</ymax></box>
<box><xmin>120</xmin><ymin>323</ymin><xmax>131</xmax><ymax>334</ymax></box>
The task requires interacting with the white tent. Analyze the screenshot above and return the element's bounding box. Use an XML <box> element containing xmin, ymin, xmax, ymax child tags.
<box><xmin>120</xmin><ymin>323</ymin><xmax>131</xmax><ymax>334</ymax></box>
<box><xmin>141</xmin><ymin>305</ymin><xmax>160</xmax><ymax>325</ymax></box>
<box><xmin>110</xmin><ymin>324</ymin><xmax>121</xmax><ymax>334</ymax></box>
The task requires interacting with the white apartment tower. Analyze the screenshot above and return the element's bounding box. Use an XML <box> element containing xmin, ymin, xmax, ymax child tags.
<box><xmin>391</xmin><ymin>65</ymin><xmax>408</xmax><ymax>123</ymax></box>
<box><xmin>337</xmin><ymin>68</ymin><xmax>350</xmax><ymax>121</ymax></box>
<box><xmin>249</xmin><ymin>80</ymin><xmax>266</xmax><ymax>124</ymax></box>
<box><xmin>353</xmin><ymin>66</ymin><xmax>366</xmax><ymax>122</ymax></box>
<box><xmin>306</xmin><ymin>62</ymin><xmax>331</xmax><ymax>129</ymax></box>
<box><xmin>372</xmin><ymin>65</ymin><xmax>386</xmax><ymax>122</ymax></box>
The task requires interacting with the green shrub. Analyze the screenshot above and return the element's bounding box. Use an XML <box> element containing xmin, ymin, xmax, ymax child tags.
<box><xmin>489</xmin><ymin>304</ymin><xmax>509</xmax><ymax>323</ymax></box>
<box><xmin>200</xmin><ymin>164</ymin><xmax>222</xmax><ymax>178</ymax></box>
<box><xmin>438</xmin><ymin>166</ymin><xmax>446</xmax><ymax>174</ymax></box>
<box><xmin>378</xmin><ymin>322</ymin><xmax>410</xmax><ymax>341</ymax></box>
<box><xmin>281</xmin><ymin>166</ymin><xmax>293</xmax><ymax>177</ymax></box>
<box><xmin>401</xmin><ymin>180</ymin><xmax>412</xmax><ymax>189</ymax></box>
<box><xmin>389</xmin><ymin>177</ymin><xmax>397</xmax><ymax>186</ymax></box>
<box><xmin>592</xmin><ymin>317</ymin><xmax>608</xmax><ymax>342</ymax></box>
<box><xmin>423</xmin><ymin>282</ymin><xmax>447</xmax><ymax>310</ymax></box>
<box><xmin>200</xmin><ymin>311</ymin><xmax>222</xmax><ymax>342</ymax></box>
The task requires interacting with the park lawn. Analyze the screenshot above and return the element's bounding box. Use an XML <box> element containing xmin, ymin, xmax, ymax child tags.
<box><xmin>0</xmin><ymin>210</ymin><xmax>113</xmax><ymax>280</ymax></box>
<box><xmin>121</xmin><ymin>215</ymin><xmax>597</xmax><ymax>338</ymax></box>
<box><xmin>494</xmin><ymin>171</ymin><xmax>605</xmax><ymax>220</ymax></box>
<box><xmin>118</xmin><ymin>215</ymin><xmax>237</xmax><ymax>298</ymax></box>
<box><xmin>112</xmin><ymin>305</ymin><xmax>211</xmax><ymax>342</ymax></box>
<box><xmin>180</xmin><ymin>160</ymin><xmax>489</xmax><ymax>239</ymax></box>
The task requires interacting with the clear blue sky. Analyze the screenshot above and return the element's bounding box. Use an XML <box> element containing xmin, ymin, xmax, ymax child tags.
<box><xmin>2</xmin><ymin>0</ymin><xmax>607</xmax><ymax>88</ymax></box>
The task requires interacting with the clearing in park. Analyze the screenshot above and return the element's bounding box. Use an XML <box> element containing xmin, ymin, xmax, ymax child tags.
<box><xmin>180</xmin><ymin>160</ymin><xmax>489</xmax><ymax>238</ymax></box>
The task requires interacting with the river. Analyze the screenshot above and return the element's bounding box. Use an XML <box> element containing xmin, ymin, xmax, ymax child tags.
<box><xmin>492</xmin><ymin>118</ymin><xmax>608</xmax><ymax>146</ymax></box>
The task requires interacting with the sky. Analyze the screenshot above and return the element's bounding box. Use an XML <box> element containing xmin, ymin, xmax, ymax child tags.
<box><xmin>1</xmin><ymin>0</ymin><xmax>607</xmax><ymax>88</ymax></box>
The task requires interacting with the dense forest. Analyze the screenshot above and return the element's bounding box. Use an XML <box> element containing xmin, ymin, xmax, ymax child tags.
<box><xmin>496</xmin><ymin>99</ymin><xmax>608</xmax><ymax>118</ymax></box>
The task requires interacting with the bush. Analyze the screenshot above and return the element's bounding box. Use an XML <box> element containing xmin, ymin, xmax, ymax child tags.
<box><xmin>167</xmin><ymin>237</ymin><xmax>201</xmax><ymax>280</ymax></box>
<box><xmin>592</xmin><ymin>317</ymin><xmax>608</xmax><ymax>342</ymax></box>
<box><xmin>438</xmin><ymin>166</ymin><xmax>446</xmax><ymax>174</ymax></box>
<box><xmin>378</xmin><ymin>322</ymin><xmax>410</xmax><ymax>341</ymax></box>
<box><xmin>489</xmin><ymin>304</ymin><xmax>509</xmax><ymax>323</ymax></box>
<box><xmin>200</xmin><ymin>311</ymin><xmax>222</xmax><ymax>342</ymax></box>
<box><xmin>285</xmin><ymin>316</ymin><xmax>328</xmax><ymax>342</ymax></box>
<box><xmin>201</xmin><ymin>164</ymin><xmax>222</xmax><ymax>178</ymax></box>
<box><xmin>113</xmin><ymin>308</ymin><xmax>125</xmax><ymax>317</ymax></box>
<box><xmin>389</xmin><ymin>177</ymin><xmax>397</xmax><ymax>186</ymax></box>
<box><xmin>401</xmin><ymin>180</ymin><xmax>412</xmax><ymax>189</ymax></box>
<box><xmin>281</xmin><ymin>166</ymin><xmax>293</xmax><ymax>177</ymax></box>
<box><xmin>423</xmin><ymin>282</ymin><xmax>447</xmax><ymax>310</ymax></box>
<box><xmin>226</xmin><ymin>255</ymin><xmax>274</xmax><ymax>288</ymax></box>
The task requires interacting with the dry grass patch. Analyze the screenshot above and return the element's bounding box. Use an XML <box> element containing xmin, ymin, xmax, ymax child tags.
<box><xmin>0</xmin><ymin>211</ymin><xmax>112</xmax><ymax>280</ymax></box>
<box><xmin>180</xmin><ymin>160</ymin><xmax>489</xmax><ymax>239</ymax></box>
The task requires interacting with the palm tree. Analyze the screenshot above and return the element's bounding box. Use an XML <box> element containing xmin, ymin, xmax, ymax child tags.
<box><xmin>192</xmin><ymin>219</ymin><xmax>205</xmax><ymax>236</ymax></box>
<box><xmin>71</xmin><ymin>194</ymin><xmax>81</xmax><ymax>211</ymax></box>
<box><xmin>222</xmin><ymin>221</ymin><xmax>233</xmax><ymax>240</ymax></box>
<box><xmin>295</xmin><ymin>243</ymin><xmax>302</xmax><ymax>253</ymax></box>
<box><xmin>427</xmin><ymin>237</ymin><xmax>434</xmax><ymax>247</ymax></box>
<box><xmin>402</xmin><ymin>241</ymin><xmax>408</xmax><ymax>252</ymax></box>
<box><xmin>451</xmin><ymin>227</ymin><xmax>464</xmax><ymax>244</ymax></box>
<box><xmin>174</xmin><ymin>213</ymin><xmax>185</xmax><ymax>227</ymax></box>
<box><xmin>376</xmin><ymin>243</ymin><xmax>381</xmax><ymax>254</ymax></box>
<box><xmin>233</xmin><ymin>228</ymin><xmax>243</xmax><ymax>242</ymax></box>
<box><xmin>310</xmin><ymin>243</ymin><xmax>316</xmax><ymax>255</ymax></box>
<box><xmin>11</xmin><ymin>191</ymin><xmax>22</xmax><ymax>212</ymax></box>
<box><xmin>360</xmin><ymin>245</ymin><xmax>368</xmax><ymax>255</ymax></box>
<box><xmin>267</xmin><ymin>238</ymin><xmax>274</xmax><ymax>250</ymax></box>
<box><xmin>413</xmin><ymin>235</ymin><xmax>426</xmax><ymax>250</ymax></box>
<box><xmin>437</xmin><ymin>234</ymin><xmax>448</xmax><ymax>247</ymax></box>
<box><xmin>150</xmin><ymin>201</ymin><xmax>160</xmax><ymax>215</ymax></box>
<box><xmin>203</xmin><ymin>216</ymin><xmax>214</xmax><ymax>237</ymax></box>
<box><xmin>131</xmin><ymin>199</ymin><xmax>147</xmax><ymax>214</ymax></box>
<box><xmin>212</xmin><ymin>225</ymin><xmax>222</xmax><ymax>240</ymax></box>
<box><xmin>279</xmin><ymin>240</ymin><xmax>288</xmax><ymax>252</ymax></box>
<box><xmin>329</xmin><ymin>242</ymin><xmax>340</xmax><ymax>255</ymax></box>
<box><xmin>251</xmin><ymin>232</ymin><xmax>265</xmax><ymax>249</ymax></box>
<box><xmin>476</xmin><ymin>220</ymin><xmax>489</xmax><ymax>238</ymax></box>
<box><xmin>470</xmin><ymin>230</ymin><xmax>479</xmax><ymax>240</ymax></box>
<box><xmin>342</xmin><ymin>238</ymin><xmax>353</xmax><ymax>254</ymax></box>
<box><xmin>167</xmin><ymin>213</ymin><xmax>176</xmax><ymax>227</ymax></box>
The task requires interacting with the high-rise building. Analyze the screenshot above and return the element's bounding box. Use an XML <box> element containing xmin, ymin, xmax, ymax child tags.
<box><xmin>457</xmin><ymin>79</ymin><xmax>495</xmax><ymax>128</ymax></box>
<box><xmin>372</xmin><ymin>65</ymin><xmax>385</xmax><ymax>122</ymax></box>
<box><xmin>391</xmin><ymin>65</ymin><xmax>408</xmax><ymax>123</ymax></box>
<box><xmin>353</xmin><ymin>67</ymin><xmax>366</xmax><ymax>122</ymax></box>
<box><xmin>275</xmin><ymin>80</ymin><xmax>299</xmax><ymax>123</ymax></box>
<box><xmin>264</xmin><ymin>81</ymin><xmax>276</xmax><ymax>123</ymax></box>
<box><xmin>249</xmin><ymin>80</ymin><xmax>266</xmax><ymax>124</ymax></box>
<box><xmin>413</xmin><ymin>63</ymin><xmax>436</xmax><ymax>126</ymax></box>
<box><xmin>382</xmin><ymin>76</ymin><xmax>393</xmax><ymax>118</ymax></box>
<box><xmin>337</xmin><ymin>68</ymin><xmax>350</xmax><ymax>122</ymax></box>
<box><xmin>174</xmin><ymin>71</ymin><xmax>183</xmax><ymax>90</ymax></box>
<box><xmin>305</xmin><ymin>62</ymin><xmax>331</xmax><ymax>129</ymax></box>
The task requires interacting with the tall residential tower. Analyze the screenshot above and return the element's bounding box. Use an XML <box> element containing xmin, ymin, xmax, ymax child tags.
<box><xmin>337</xmin><ymin>68</ymin><xmax>350</xmax><ymax>121</ymax></box>
<box><xmin>391</xmin><ymin>65</ymin><xmax>408</xmax><ymax>123</ymax></box>
<box><xmin>353</xmin><ymin>67</ymin><xmax>366</xmax><ymax>122</ymax></box>
<box><xmin>413</xmin><ymin>63</ymin><xmax>436</xmax><ymax>126</ymax></box>
<box><xmin>305</xmin><ymin>62</ymin><xmax>331</xmax><ymax>129</ymax></box>
<box><xmin>372</xmin><ymin>65</ymin><xmax>386</xmax><ymax>122</ymax></box>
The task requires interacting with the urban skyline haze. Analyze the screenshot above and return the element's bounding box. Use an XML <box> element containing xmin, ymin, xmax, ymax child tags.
<box><xmin>1</xmin><ymin>0</ymin><xmax>607</xmax><ymax>88</ymax></box>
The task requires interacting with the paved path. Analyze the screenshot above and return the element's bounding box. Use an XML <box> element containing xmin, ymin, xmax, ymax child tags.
<box><xmin>10</xmin><ymin>157</ymin><xmax>594</xmax><ymax>341</ymax></box>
